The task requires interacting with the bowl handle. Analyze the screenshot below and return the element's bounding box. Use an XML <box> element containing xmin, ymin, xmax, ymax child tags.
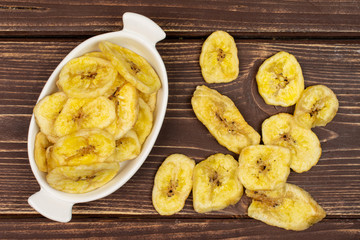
<box><xmin>122</xmin><ymin>12</ymin><xmax>166</xmax><ymax>46</ymax></box>
<box><xmin>28</xmin><ymin>188</ymin><xmax>74</xmax><ymax>222</ymax></box>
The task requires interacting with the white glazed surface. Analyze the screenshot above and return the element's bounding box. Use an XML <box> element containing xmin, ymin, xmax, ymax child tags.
<box><xmin>27</xmin><ymin>12</ymin><xmax>168</xmax><ymax>222</ymax></box>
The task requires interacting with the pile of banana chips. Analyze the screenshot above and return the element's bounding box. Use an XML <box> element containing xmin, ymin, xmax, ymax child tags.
<box><xmin>152</xmin><ymin>31</ymin><xmax>338</xmax><ymax>231</ymax></box>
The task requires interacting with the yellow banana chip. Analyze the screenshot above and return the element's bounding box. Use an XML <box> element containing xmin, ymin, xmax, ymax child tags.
<box><xmin>238</xmin><ymin>145</ymin><xmax>291</xmax><ymax>191</ymax></box>
<box><xmin>139</xmin><ymin>91</ymin><xmax>157</xmax><ymax>113</ymax></box>
<box><xmin>34</xmin><ymin>132</ymin><xmax>52</xmax><ymax>172</ymax></box>
<box><xmin>200</xmin><ymin>31</ymin><xmax>239</xmax><ymax>83</ymax></box>
<box><xmin>106</xmin><ymin>83</ymin><xmax>139</xmax><ymax>139</ymax></box>
<box><xmin>262</xmin><ymin>113</ymin><xmax>322</xmax><ymax>173</ymax></box>
<box><xmin>133</xmin><ymin>98</ymin><xmax>153</xmax><ymax>145</ymax></box>
<box><xmin>192</xmin><ymin>85</ymin><xmax>260</xmax><ymax>154</ymax></box>
<box><xmin>33</xmin><ymin>92</ymin><xmax>67</xmax><ymax>142</ymax></box>
<box><xmin>54</xmin><ymin>96</ymin><xmax>116</xmax><ymax>137</ymax></box>
<box><xmin>256</xmin><ymin>51</ymin><xmax>304</xmax><ymax>107</ymax></box>
<box><xmin>294</xmin><ymin>85</ymin><xmax>339</xmax><ymax>128</ymax></box>
<box><xmin>99</xmin><ymin>41</ymin><xmax>161</xmax><ymax>94</ymax></box>
<box><xmin>193</xmin><ymin>153</ymin><xmax>243</xmax><ymax>213</ymax></box>
<box><xmin>47</xmin><ymin>162</ymin><xmax>120</xmax><ymax>194</ymax></box>
<box><xmin>152</xmin><ymin>154</ymin><xmax>195</xmax><ymax>215</ymax></box>
<box><xmin>51</xmin><ymin>128</ymin><xmax>115</xmax><ymax>168</ymax></box>
<box><xmin>57</xmin><ymin>56</ymin><xmax>117</xmax><ymax>98</ymax></box>
<box><xmin>115</xmin><ymin>130</ymin><xmax>141</xmax><ymax>162</ymax></box>
<box><xmin>246</xmin><ymin>183</ymin><xmax>326</xmax><ymax>231</ymax></box>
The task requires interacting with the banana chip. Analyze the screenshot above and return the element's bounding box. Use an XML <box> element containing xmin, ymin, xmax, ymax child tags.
<box><xmin>246</xmin><ymin>183</ymin><xmax>326</xmax><ymax>231</ymax></box>
<box><xmin>139</xmin><ymin>91</ymin><xmax>157</xmax><ymax>113</ymax></box>
<box><xmin>99</xmin><ymin>41</ymin><xmax>161</xmax><ymax>94</ymax></box>
<box><xmin>47</xmin><ymin>162</ymin><xmax>120</xmax><ymax>194</ymax></box>
<box><xmin>256</xmin><ymin>51</ymin><xmax>304</xmax><ymax>107</ymax></box>
<box><xmin>192</xmin><ymin>85</ymin><xmax>260</xmax><ymax>154</ymax></box>
<box><xmin>134</xmin><ymin>98</ymin><xmax>153</xmax><ymax>145</ymax></box>
<box><xmin>106</xmin><ymin>83</ymin><xmax>139</xmax><ymax>139</ymax></box>
<box><xmin>54</xmin><ymin>96</ymin><xmax>116</xmax><ymax>137</ymax></box>
<box><xmin>238</xmin><ymin>145</ymin><xmax>291</xmax><ymax>191</ymax></box>
<box><xmin>57</xmin><ymin>56</ymin><xmax>117</xmax><ymax>98</ymax></box>
<box><xmin>193</xmin><ymin>153</ymin><xmax>243</xmax><ymax>213</ymax></box>
<box><xmin>114</xmin><ymin>130</ymin><xmax>141</xmax><ymax>162</ymax></box>
<box><xmin>262</xmin><ymin>113</ymin><xmax>322</xmax><ymax>173</ymax></box>
<box><xmin>51</xmin><ymin>128</ymin><xmax>115</xmax><ymax>168</ymax></box>
<box><xmin>33</xmin><ymin>92</ymin><xmax>67</xmax><ymax>142</ymax></box>
<box><xmin>34</xmin><ymin>132</ymin><xmax>52</xmax><ymax>172</ymax></box>
<box><xmin>152</xmin><ymin>154</ymin><xmax>195</xmax><ymax>215</ymax></box>
<box><xmin>200</xmin><ymin>31</ymin><xmax>239</xmax><ymax>83</ymax></box>
<box><xmin>294</xmin><ymin>85</ymin><xmax>339</xmax><ymax>128</ymax></box>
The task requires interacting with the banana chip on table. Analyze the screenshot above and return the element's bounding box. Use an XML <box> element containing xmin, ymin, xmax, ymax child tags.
<box><xmin>33</xmin><ymin>91</ymin><xmax>67</xmax><ymax>142</ymax></box>
<box><xmin>99</xmin><ymin>41</ymin><xmax>161</xmax><ymax>94</ymax></box>
<box><xmin>262</xmin><ymin>113</ymin><xmax>321</xmax><ymax>173</ymax></box>
<box><xmin>193</xmin><ymin>153</ymin><xmax>243</xmax><ymax>213</ymax></box>
<box><xmin>47</xmin><ymin>162</ymin><xmax>120</xmax><ymax>194</ymax></box>
<box><xmin>238</xmin><ymin>145</ymin><xmax>291</xmax><ymax>191</ymax></box>
<box><xmin>246</xmin><ymin>183</ymin><xmax>326</xmax><ymax>231</ymax></box>
<box><xmin>294</xmin><ymin>85</ymin><xmax>339</xmax><ymax>128</ymax></box>
<box><xmin>191</xmin><ymin>85</ymin><xmax>260</xmax><ymax>154</ymax></box>
<box><xmin>152</xmin><ymin>154</ymin><xmax>195</xmax><ymax>215</ymax></box>
<box><xmin>51</xmin><ymin>128</ymin><xmax>115</xmax><ymax>169</ymax></box>
<box><xmin>200</xmin><ymin>31</ymin><xmax>239</xmax><ymax>83</ymax></box>
<box><xmin>54</xmin><ymin>96</ymin><xmax>116</xmax><ymax>137</ymax></box>
<box><xmin>256</xmin><ymin>51</ymin><xmax>304</xmax><ymax>107</ymax></box>
<box><xmin>114</xmin><ymin>130</ymin><xmax>141</xmax><ymax>162</ymax></box>
<box><xmin>57</xmin><ymin>56</ymin><xmax>118</xmax><ymax>98</ymax></box>
<box><xmin>106</xmin><ymin>83</ymin><xmax>139</xmax><ymax>139</ymax></box>
<box><xmin>133</xmin><ymin>98</ymin><xmax>153</xmax><ymax>145</ymax></box>
<box><xmin>34</xmin><ymin>132</ymin><xmax>52</xmax><ymax>172</ymax></box>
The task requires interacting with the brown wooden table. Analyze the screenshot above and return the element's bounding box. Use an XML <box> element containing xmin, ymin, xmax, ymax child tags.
<box><xmin>1</xmin><ymin>1</ymin><xmax>360</xmax><ymax>239</ymax></box>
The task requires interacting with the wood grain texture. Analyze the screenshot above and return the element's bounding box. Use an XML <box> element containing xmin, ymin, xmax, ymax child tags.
<box><xmin>0</xmin><ymin>218</ymin><xmax>359</xmax><ymax>239</ymax></box>
<box><xmin>1</xmin><ymin>0</ymin><xmax>360</xmax><ymax>37</ymax></box>
<box><xmin>0</xmin><ymin>39</ymin><xmax>359</xmax><ymax>220</ymax></box>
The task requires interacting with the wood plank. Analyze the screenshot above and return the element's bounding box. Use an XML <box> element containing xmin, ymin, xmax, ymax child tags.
<box><xmin>0</xmin><ymin>39</ymin><xmax>359</xmax><ymax>218</ymax></box>
<box><xmin>1</xmin><ymin>0</ymin><xmax>360</xmax><ymax>37</ymax></box>
<box><xmin>0</xmin><ymin>218</ymin><xmax>359</xmax><ymax>239</ymax></box>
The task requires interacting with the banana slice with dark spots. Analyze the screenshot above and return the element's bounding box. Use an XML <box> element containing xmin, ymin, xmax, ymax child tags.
<box><xmin>192</xmin><ymin>85</ymin><xmax>260</xmax><ymax>154</ymax></box>
<box><xmin>294</xmin><ymin>85</ymin><xmax>339</xmax><ymax>128</ymax></box>
<box><xmin>238</xmin><ymin>145</ymin><xmax>291</xmax><ymax>191</ymax></box>
<box><xmin>152</xmin><ymin>154</ymin><xmax>195</xmax><ymax>215</ymax></box>
<box><xmin>200</xmin><ymin>31</ymin><xmax>239</xmax><ymax>83</ymax></box>
<box><xmin>193</xmin><ymin>153</ymin><xmax>243</xmax><ymax>213</ymax></box>
<box><xmin>256</xmin><ymin>51</ymin><xmax>304</xmax><ymax>107</ymax></box>
<box><xmin>246</xmin><ymin>183</ymin><xmax>326</xmax><ymax>231</ymax></box>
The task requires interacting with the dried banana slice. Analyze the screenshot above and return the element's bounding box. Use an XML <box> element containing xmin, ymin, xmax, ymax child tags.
<box><xmin>152</xmin><ymin>154</ymin><xmax>195</xmax><ymax>215</ymax></box>
<box><xmin>103</xmin><ymin>74</ymin><xmax>127</xmax><ymax>97</ymax></box>
<box><xmin>106</xmin><ymin>83</ymin><xmax>139</xmax><ymax>139</ymax></box>
<box><xmin>238</xmin><ymin>145</ymin><xmax>291</xmax><ymax>191</ymax></box>
<box><xmin>200</xmin><ymin>31</ymin><xmax>239</xmax><ymax>83</ymax></box>
<box><xmin>262</xmin><ymin>113</ymin><xmax>321</xmax><ymax>173</ymax></box>
<box><xmin>139</xmin><ymin>91</ymin><xmax>157</xmax><ymax>113</ymax></box>
<box><xmin>47</xmin><ymin>162</ymin><xmax>120</xmax><ymax>194</ymax></box>
<box><xmin>57</xmin><ymin>56</ymin><xmax>117</xmax><ymax>98</ymax></box>
<box><xmin>193</xmin><ymin>153</ymin><xmax>243</xmax><ymax>213</ymax></box>
<box><xmin>33</xmin><ymin>92</ymin><xmax>67</xmax><ymax>142</ymax></box>
<box><xmin>246</xmin><ymin>183</ymin><xmax>326</xmax><ymax>231</ymax></box>
<box><xmin>54</xmin><ymin>96</ymin><xmax>116</xmax><ymax>137</ymax></box>
<box><xmin>34</xmin><ymin>132</ymin><xmax>52</xmax><ymax>172</ymax></box>
<box><xmin>256</xmin><ymin>51</ymin><xmax>304</xmax><ymax>107</ymax></box>
<box><xmin>99</xmin><ymin>41</ymin><xmax>161</xmax><ymax>94</ymax></box>
<box><xmin>294</xmin><ymin>85</ymin><xmax>339</xmax><ymax>128</ymax></box>
<box><xmin>115</xmin><ymin>130</ymin><xmax>141</xmax><ymax>162</ymax></box>
<box><xmin>191</xmin><ymin>85</ymin><xmax>260</xmax><ymax>154</ymax></box>
<box><xmin>51</xmin><ymin>128</ymin><xmax>115</xmax><ymax>168</ymax></box>
<box><xmin>133</xmin><ymin>98</ymin><xmax>153</xmax><ymax>144</ymax></box>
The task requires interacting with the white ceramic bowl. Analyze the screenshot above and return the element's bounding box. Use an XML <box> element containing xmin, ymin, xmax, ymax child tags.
<box><xmin>27</xmin><ymin>12</ymin><xmax>168</xmax><ymax>222</ymax></box>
